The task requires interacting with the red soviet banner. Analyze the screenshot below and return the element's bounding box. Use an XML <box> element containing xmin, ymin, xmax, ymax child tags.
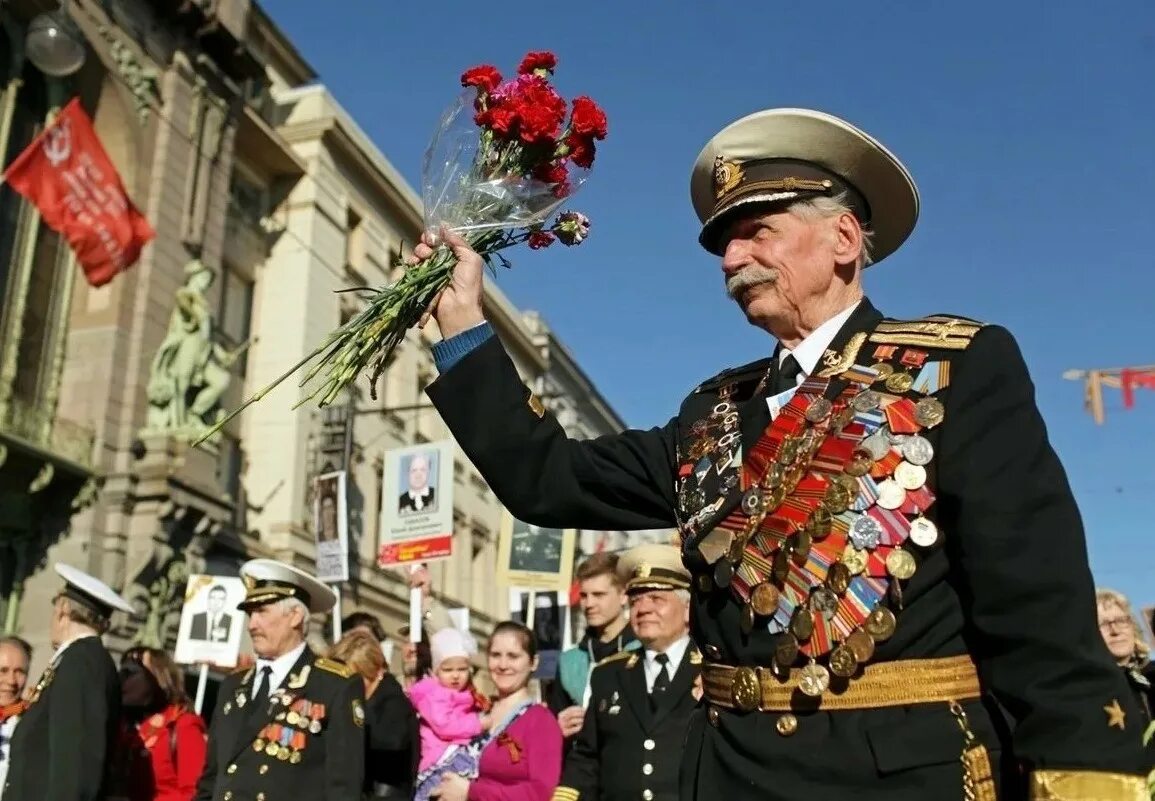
<box><xmin>3</xmin><ymin>97</ymin><xmax>155</xmax><ymax>287</ymax></box>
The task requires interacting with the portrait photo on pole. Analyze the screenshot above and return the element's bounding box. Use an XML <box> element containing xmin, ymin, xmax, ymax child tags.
<box><xmin>496</xmin><ymin>511</ymin><xmax>576</xmax><ymax>593</ymax></box>
<box><xmin>313</xmin><ymin>470</ymin><xmax>349</xmax><ymax>583</ymax></box>
<box><xmin>378</xmin><ymin>440</ymin><xmax>455</xmax><ymax>567</ymax></box>
<box><xmin>509</xmin><ymin>589</ymin><xmax>566</xmax><ymax>679</ymax></box>
<box><xmin>173</xmin><ymin>574</ymin><xmax>246</xmax><ymax>667</ymax></box>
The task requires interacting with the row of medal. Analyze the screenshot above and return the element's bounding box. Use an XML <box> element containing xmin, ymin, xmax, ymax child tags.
<box><xmin>678</xmin><ymin>381</ymin><xmax>743</xmax><ymax>530</ymax></box>
<box><xmin>697</xmin><ymin>355</ymin><xmax>948</xmax><ymax>698</ymax></box>
<box><xmin>252</xmin><ymin>698</ymin><xmax>327</xmax><ymax>764</ymax></box>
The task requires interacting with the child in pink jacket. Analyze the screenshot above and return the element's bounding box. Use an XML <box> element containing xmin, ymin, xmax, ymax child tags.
<box><xmin>409</xmin><ymin>627</ymin><xmax>491</xmax><ymax>801</ymax></box>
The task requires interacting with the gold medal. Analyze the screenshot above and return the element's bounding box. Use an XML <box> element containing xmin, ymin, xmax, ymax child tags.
<box><xmin>831</xmin><ymin>406</ymin><xmax>855</xmax><ymax>430</ymax></box>
<box><xmin>783</xmin><ymin>466</ymin><xmax>804</xmax><ymax>495</ymax></box>
<box><xmin>750</xmin><ymin>582</ymin><xmax>780</xmax><ymax>617</ymax></box>
<box><xmin>915</xmin><ymin>397</ymin><xmax>945</xmax><ymax>428</ymax></box>
<box><xmin>265</xmin><ymin>741</ymin><xmax>279</xmax><ymax>757</ymax></box>
<box><xmin>808</xmin><ymin>506</ymin><xmax>833</xmax><ymax>540</ymax></box>
<box><xmin>869</xmin><ymin>362</ymin><xmax>895</xmax><ymax>379</ymax></box>
<box><xmin>740</xmin><ymin>603</ymin><xmax>755</xmax><ymax>634</ymax></box>
<box><xmin>772</xmin><ymin>548</ymin><xmax>792</xmax><ymax>583</ymax></box>
<box><xmin>845</xmin><ymin>450</ymin><xmax>873</xmax><ymax>477</ymax></box>
<box><xmin>841</xmin><ymin>545</ymin><xmax>868</xmax><ymax>575</ymax></box>
<box><xmin>864</xmin><ymin>607</ymin><xmax>897</xmax><ymax>640</ymax></box>
<box><xmin>805</xmin><ymin>397</ymin><xmax>833</xmax><ymax>423</ymax></box>
<box><xmin>253</xmin><ymin>738</ymin><xmax>265</xmax><ymax>752</ymax></box>
<box><xmin>778</xmin><ymin>437</ymin><xmax>800</xmax><ymax>465</ymax></box>
<box><xmin>792</xmin><ymin>530</ymin><xmax>812</xmax><ymax>563</ymax></box>
<box><xmin>826</xmin><ymin>562</ymin><xmax>852</xmax><ymax>595</ymax></box>
<box><xmin>885</xmin><ymin>548</ymin><xmax>917</xmax><ymax>580</ymax></box>
<box><xmin>789</xmin><ymin>607</ymin><xmax>814</xmax><ymax>641</ymax></box>
<box><xmin>765</xmin><ymin>463</ymin><xmax>785</xmax><ymax>488</ymax></box>
<box><xmin>766</xmin><ymin>484</ymin><xmax>788</xmax><ymax>512</ymax></box>
<box><xmin>828</xmin><ymin>644</ymin><xmax>859</xmax><ymax>678</ymax></box>
<box><xmin>730</xmin><ymin>667</ymin><xmax>760</xmax><ymax>712</ymax></box>
<box><xmin>885</xmin><ymin>372</ymin><xmax>914</xmax><ymax>393</ymax></box>
<box><xmin>289</xmin><ymin>750</ymin><xmax>302</xmax><ymax>765</ymax></box>
<box><xmin>822</xmin><ymin>482</ymin><xmax>853</xmax><ymax>514</ymax></box>
<box><xmin>309</xmin><ymin>720</ymin><xmax>322</xmax><ymax>734</ymax></box>
<box><xmin>774</xmin><ymin>634</ymin><xmax>800</xmax><ymax>668</ymax></box>
<box><xmin>277</xmin><ymin>745</ymin><xmax>290</xmax><ymax>761</ymax></box>
<box><xmin>286</xmin><ymin>711</ymin><xmax>299</xmax><ymax>726</ymax></box>
<box><xmin>798</xmin><ymin>662</ymin><xmax>830</xmax><ymax>697</ymax></box>
<box><xmin>846</xmin><ymin>630</ymin><xmax>876</xmax><ymax>662</ymax></box>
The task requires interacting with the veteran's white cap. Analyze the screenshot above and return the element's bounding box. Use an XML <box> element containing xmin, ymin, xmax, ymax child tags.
<box><xmin>616</xmin><ymin>544</ymin><xmax>692</xmax><ymax>594</ymax></box>
<box><xmin>54</xmin><ymin>563</ymin><xmax>134</xmax><ymax>616</ymax></box>
<box><xmin>690</xmin><ymin>108</ymin><xmax>919</xmax><ymax>264</ymax></box>
<box><xmin>238</xmin><ymin>558</ymin><xmax>336</xmax><ymax>615</ymax></box>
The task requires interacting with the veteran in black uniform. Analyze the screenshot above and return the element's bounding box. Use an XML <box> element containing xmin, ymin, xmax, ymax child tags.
<box><xmin>416</xmin><ymin>107</ymin><xmax>1153</xmax><ymax>800</ymax></box>
<box><xmin>552</xmin><ymin>544</ymin><xmax>701</xmax><ymax>801</ymax></box>
<box><xmin>194</xmin><ymin>559</ymin><xmax>365</xmax><ymax>801</ymax></box>
<box><xmin>4</xmin><ymin>563</ymin><xmax>132</xmax><ymax>801</ymax></box>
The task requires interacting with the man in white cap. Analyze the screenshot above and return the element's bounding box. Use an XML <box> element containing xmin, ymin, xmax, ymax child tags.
<box><xmin>4</xmin><ymin>563</ymin><xmax>133</xmax><ymax>801</ymax></box>
<box><xmin>194</xmin><ymin>559</ymin><xmax>365</xmax><ymax>801</ymax></box>
<box><xmin>416</xmin><ymin>107</ymin><xmax>1151</xmax><ymax>799</ymax></box>
<box><xmin>552</xmin><ymin>544</ymin><xmax>699</xmax><ymax>801</ymax></box>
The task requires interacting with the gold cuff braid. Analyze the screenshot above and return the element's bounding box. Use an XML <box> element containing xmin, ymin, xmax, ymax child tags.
<box><xmin>1030</xmin><ymin>770</ymin><xmax>1148</xmax><ymax>801</ymax></box>
<box><xmin>551</xmin><ymin>787</ymin><xmax>580</xmax><ymax>801</ymax></box>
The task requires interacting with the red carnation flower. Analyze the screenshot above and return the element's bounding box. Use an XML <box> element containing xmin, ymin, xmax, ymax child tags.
<box><xmin>461</xmin><ymin>65</ymin><xmax>502</xmax><ymax>93</ymax></box>
<box><xmin>570</xmin><ymin>96</ymin><xmax>608</xmax><ymax>140</ymax></box>
<box><xmin>528</xmin><ymin>230</ymin><xmax>556</xmax><ymax>249</ymax></box>
<box><xmin>566</xmin><ymin>134</ymin><xmax>597</xmax><ymax>169</ymax></box>
<box><xmin>518</xmin><ymin>51</ymin><xmax>558</xmax><ymax>75</ymax></box>
<box><xmin>533</xmin><ymin>162</ymin><xmax>569</xmax><ymax>185</ymax></box>
<box><xmin>486</xmin><ymin>106</ymin><xmax>519</xmax><ymax>137</ymax></box>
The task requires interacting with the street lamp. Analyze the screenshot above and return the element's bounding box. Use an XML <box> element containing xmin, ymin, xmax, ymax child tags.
<box><xmin>25</xmin><ymin>3</ymin><xmax>85</xmax><ymax>77</ymax></box>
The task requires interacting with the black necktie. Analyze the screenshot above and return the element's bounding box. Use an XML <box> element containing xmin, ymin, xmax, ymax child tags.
<box><xmin>650</xmin><ymin>653</ymin><xmax>671</xmax><ymax>709</ymax></box>
<box><xmin>248</xmin><ymin>665</ymin><xmax>272</xmax><ymax>720</ymax></box>
<box><xmin>771</xmin><ymin>353</ymin><xmax>803</xmax><ymax>395</ymax></box>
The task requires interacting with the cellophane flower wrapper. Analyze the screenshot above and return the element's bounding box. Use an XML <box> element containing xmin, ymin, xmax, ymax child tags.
<box><xmin>197</xmin><ymin>52</ymin><xmax>605</xmax><ymax>442</ymax></box>
<box><xmin>422</xmin><ymin>88</ymin><xmax>591</xmax><ymax>235</ymax></box>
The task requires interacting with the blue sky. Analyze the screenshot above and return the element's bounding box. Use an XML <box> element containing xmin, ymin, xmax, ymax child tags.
<box><xmin>267</xmin><ymin>1</ymin><xmax>1155</xmax><ymax>616</ymax></box>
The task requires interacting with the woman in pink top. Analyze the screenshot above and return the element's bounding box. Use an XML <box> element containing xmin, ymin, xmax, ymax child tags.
<box><xmin>430</xmin><ymin>621</ymin><xmax>563</xmax><ymax>801</ymax></box>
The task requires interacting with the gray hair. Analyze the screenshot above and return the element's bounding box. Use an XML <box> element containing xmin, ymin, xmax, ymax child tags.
<box><xmin>0</xmin><ymin>636</ymin><xmax>31</xmax><ymax>664</ymax></box>
<box><xmin>673</xmin><ymin>589</ymin><xmax>691</xmax><ymax>605</ymax></box>
<box><xmin>276</xmin><ymin>597</ymin><xmax>311</xmax><ymax>637</ymax></box>
<box><xmin>788</xmin><ymin>192</ymin><xmax>876</xmax><ymax>268</ymax></box>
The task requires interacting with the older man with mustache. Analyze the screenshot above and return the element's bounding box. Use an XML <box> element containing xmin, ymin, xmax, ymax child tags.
<box><xmin>416</xmin><ymin>108</ymin><xmax>1151</xmax><ymax>800</ymax></box>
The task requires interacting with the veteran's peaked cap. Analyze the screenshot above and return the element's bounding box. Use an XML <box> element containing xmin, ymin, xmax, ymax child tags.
<box><xmin>691</xmin><ymin>108</ymin><xmax>919</xmax><ymax>264</ymax></box>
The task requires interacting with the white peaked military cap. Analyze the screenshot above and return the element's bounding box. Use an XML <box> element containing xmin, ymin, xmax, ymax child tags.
<box><xmin>690</xmin><ymin>107</ymin><xmax>919</xmax><ymax>264</ymax></box>
<box><xmin>54</xmin><ymin>562</ymin><xmax>134</xmax><ymax>616</ymax></box>
<box><xmin>238</xmin><ymin>558</ymin><xmax>337</xmax><ymax>615</ymax></box>
<box><xmin>616</xmin><ymin>544</ymin><xmax>692</xmax><ymax>594</ymax></box>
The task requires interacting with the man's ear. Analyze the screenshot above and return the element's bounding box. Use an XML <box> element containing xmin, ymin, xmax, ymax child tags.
<box><xmin>831</xmin><ymin>211</ymin><xmax>863</xmax><ymax>267</ymax></box>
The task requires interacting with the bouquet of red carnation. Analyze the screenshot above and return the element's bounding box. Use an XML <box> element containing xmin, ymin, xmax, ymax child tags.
<box><xmin>199</xmin><ymin>51</ymin><xmax>605</xmax><ymax>440</ymax></box>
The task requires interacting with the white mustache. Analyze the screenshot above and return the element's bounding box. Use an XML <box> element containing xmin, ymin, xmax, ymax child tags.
<box><xmin>725</xmin><ymin>265</ymin><xmax>779</xmax><ymax>299</ymax></box>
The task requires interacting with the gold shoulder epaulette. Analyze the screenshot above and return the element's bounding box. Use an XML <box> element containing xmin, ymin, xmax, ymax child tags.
<box><xmin>869</xmin><ymin>314</ymin><xmax>986</xmax><ymax>351</ymax></box>
<box><xmin>594</xmin><ymin>650</ymin><xmax>634</xmax><ymax>669</ymax></box>
<box><xmin>695</xmin><ymin>356</ymin><xmax>774</xmax><ymax>393</ymax></box>
<box><xmin>314</xmin><ymin>657</ymin><xmax>354</xmax><ymax>678</ymax></box>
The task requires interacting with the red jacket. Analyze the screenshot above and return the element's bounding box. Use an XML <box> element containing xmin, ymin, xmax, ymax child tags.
<box><xmin>114</xmin><ymin>705</ymin><xmax>207</xmax><ymax>801</ymax></box>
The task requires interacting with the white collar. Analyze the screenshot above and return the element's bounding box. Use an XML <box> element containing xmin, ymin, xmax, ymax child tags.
<box><xmin>408</xmin><ymin>487</ymin><xmax>431</xmax><ymax>498</ymax></box>
<box><xmin>645</xmin><ymin>634</ymin><xmax>691</xmax><ymax>670</ymax></box>
<box><xmin>256</xmin><ymin>641</ymin><xmax>307</xmax><ymax>684</ymax></box>
<box><xmin>778</xmin><ymin>300</ymin><xmax>862</xmax><ymax>376</ymax></box>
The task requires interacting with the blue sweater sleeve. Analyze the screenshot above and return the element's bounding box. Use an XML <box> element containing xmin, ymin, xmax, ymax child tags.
<box><xmin>431</xmin><ymin>322</ymin><xmax>495</xmax><ymax>373</ymax></box>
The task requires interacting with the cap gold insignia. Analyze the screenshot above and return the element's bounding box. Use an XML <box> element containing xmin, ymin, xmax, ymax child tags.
<box><xmin>1104</xmin><ymin>698</ymin><xmax>1125</xmax><ymax>730</ymax></box>
<box><xmin>713</xmin><ymin>156</ymin><xmax>743</xmax><ymax>199</ymax></box>
<box><xmin>241</xmin><ymin>574</ymin><xmax>256</xmax><ymax>590</ymax></box>
<box><xmin>637</xmin><ymin>563</ymin><xmax>651</xmax><ymax>579</ymax></box>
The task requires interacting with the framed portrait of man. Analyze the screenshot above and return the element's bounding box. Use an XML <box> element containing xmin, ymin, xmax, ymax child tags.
<box><xmin>496</xmin><ymin>511</ymin><xmax>576</xmax><ymax>593</ymax></box>
<box><xmin>378</xmin><ymin>441</ymin><xmax>455</xmax><ymax>568</ymax></box>
<box><xmin>313</xmin><ymin>470</ymin><xmax>349</xmax><ymax>583</ymax></box>
<box><xmin>397</xmin><ymin>450</ymin><xmax>439</xmax><ymax>516</ymax></box>
<box><xmin>174</xmin><ymin>575</ymin><xmax>246</xmax><ymax>667</ymax></box>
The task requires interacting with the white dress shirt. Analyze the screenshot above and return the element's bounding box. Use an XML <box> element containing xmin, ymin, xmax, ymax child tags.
<box><xmin>0</xmin><ymin>715</ymin><xmax>18</xmax><ymax>799</ymax></box>
<box><xmin>777</xmin><ymin>300</ymin><xmax>862</xmax><ymax>380</ymax></box>
<box><xmin>643</xmin><ymin>635</ymin><xmax>692</xmax><ymax>693</ymax></box>
<box><xmin>253</xmin><ymin>641</ymin><xmax>307</xmax><ymax>698</ymax></box>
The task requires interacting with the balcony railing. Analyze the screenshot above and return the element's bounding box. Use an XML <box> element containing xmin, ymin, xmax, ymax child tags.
<box><xmin>0</xmin><ymin>397</ymin><xmax>95</xmax><ymax>469</ymax></box>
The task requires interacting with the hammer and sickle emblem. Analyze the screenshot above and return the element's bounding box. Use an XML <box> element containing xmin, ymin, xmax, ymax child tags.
<box><xmin>43</xmin><ymin>120</ymin><xmax>72</xmax><ymax>167</ymax></box>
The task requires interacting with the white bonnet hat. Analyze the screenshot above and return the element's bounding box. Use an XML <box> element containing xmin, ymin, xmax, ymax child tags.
<box><xmin>430</xmin><ymin>626</ymin><xmax>477</xmax><ymax>669</ymax></box>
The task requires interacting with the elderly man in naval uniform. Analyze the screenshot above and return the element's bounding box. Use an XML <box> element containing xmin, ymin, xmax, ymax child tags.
<box><xmin>414</xmin><ymin>108</ymin><xmax>1152</xmax><ymax>800</ymax></box>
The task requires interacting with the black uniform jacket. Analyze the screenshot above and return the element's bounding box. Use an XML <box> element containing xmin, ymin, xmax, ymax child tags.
<box><xmin>428</xmin><ymin>299</ymin><xmax>1153</xmax><ymax>800</ymax></box>
<box><xmin>4</xmin><ymin>635</ymin><xmax>120</xmax><ymax>801</ymax></box>
<box><xmin>193</xmin><ymin>647</ymin><xmax>365</xmax><ymax>801</ymax></box>
<box><xmin>362</xmin><ymin>672</ymin><xmax>418</xmax><ymax>796</ymax></box>
<box><xmin>554</xmin><ymin>646</ymin><xmax>701</xmax><ymax>801</ymax></box>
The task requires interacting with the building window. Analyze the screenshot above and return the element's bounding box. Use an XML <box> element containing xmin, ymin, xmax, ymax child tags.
<box><xmin>216</xmin><ymin>264</ymin><xmax>253</xmax><ymax>375</ymax></box>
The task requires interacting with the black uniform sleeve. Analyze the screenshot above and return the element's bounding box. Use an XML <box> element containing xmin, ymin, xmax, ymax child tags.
<box><xmin>427</xmin><ymin>336</ymin><xmax>679</xmax><ymax>530</ymax></box>
<box><xmin>546</xmin><ymin>664</ymin><xmax>575</xmax><ymax>716</ymax></box>
<box><xmin>553</xmin><ymin>669</ymin><xmax>603</xmax><ymax>801</ymax></box>
<box><xmin>325</xmin><ymin>676</ymin><xmax>367</xmax><ymax>801</ymax></box>
<box><xmin>46</xmin><ymin>647</ymin><xmax>112</xmax><ymax>801</ymax></box>
<box><xmin>938</xmin><ymin>326</ymin><xmax>1151</xmax><ymax>788</ymax></box>
<box><xmin>194</xmin><ymin>677</ymin><xmax>231</xmax><ymax>801</ymax></box>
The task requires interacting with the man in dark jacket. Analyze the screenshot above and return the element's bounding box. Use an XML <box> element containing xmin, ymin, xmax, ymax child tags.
<box><xmin>4</xmin><ymin>563</ymin><xmax>133</xmax><ymax>801</ymax></box>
